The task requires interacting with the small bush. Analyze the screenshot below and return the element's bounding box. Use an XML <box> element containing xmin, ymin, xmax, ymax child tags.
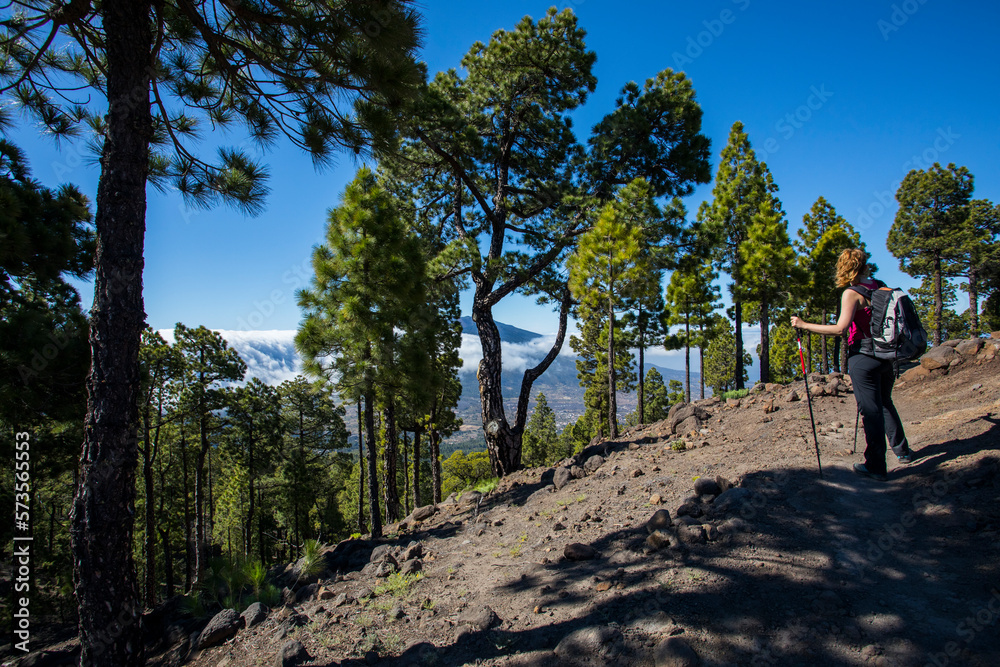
<box><xmin>721</xmin><ymin>388</ymin><xmax>750</xmax><ymax>400</ymax></box>
<box><xmin>474</xmin><ymin>477</ymin><xmax>498</xmax><ymax>494</ymax></box>
<box><xmin>671</xmin><ymin>440</ymin><xmax>687</xmax><ymax>451</ymax></box>
<box><xmin>373</xmin><ymin>571</ymin><xmax>423</xmax><ymax>598</ymax></box>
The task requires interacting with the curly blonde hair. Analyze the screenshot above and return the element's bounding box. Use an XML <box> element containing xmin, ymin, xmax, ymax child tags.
<box><xmin>835</xmin><ymin>248</ymin><xmax>868</xmax><ymax>288</ymax></box>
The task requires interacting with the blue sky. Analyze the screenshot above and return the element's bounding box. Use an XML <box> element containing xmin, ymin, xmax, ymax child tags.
<box><xmin>9</xmin><ymin>0</ymin><xmax>1000</xmax><ymax>371</ymax></box>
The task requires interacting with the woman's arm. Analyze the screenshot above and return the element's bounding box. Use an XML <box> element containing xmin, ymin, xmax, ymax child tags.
<box><xmin>790</xmin><ymin>289</ymin><xmax>862</xmax><ymax>336</ymax></box>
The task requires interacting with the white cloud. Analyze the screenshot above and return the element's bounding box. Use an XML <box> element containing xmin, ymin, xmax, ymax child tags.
<box><xmin>157</xmin><ymin>329</ymin><xmax>301</xmax><ymax>386</ymax></box>
<box><xmin>459</xmin><ymin>332</ymin><xmax>567</xmax><ymax>375</ymax></box>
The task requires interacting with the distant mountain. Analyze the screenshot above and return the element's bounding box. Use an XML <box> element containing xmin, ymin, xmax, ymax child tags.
<box><xmin>459</xmin><ymin>316</ymin><xmax>542</xmax><ymax>345</ymax></box>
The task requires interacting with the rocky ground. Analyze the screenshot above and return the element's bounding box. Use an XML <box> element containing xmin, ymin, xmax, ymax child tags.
<box><xmin>11</xmin><ymin>336</ymin><xmax>1000</xmax><ymax>667</ymax></box>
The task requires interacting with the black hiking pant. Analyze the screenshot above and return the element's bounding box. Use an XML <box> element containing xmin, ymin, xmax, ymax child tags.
<box><xmin>848</xmin><ymin>352</ymin><xmax>909</xmax><ymax>475</ymax></box>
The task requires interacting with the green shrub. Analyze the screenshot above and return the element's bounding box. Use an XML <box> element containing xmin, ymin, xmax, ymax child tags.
<box><xmin>721</xmin><ymin>388</ymin><xmax>750</xmax><ymax>400</ymax></box>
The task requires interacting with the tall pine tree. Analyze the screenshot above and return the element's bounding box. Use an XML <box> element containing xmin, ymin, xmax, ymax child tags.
<box><xmin>296</xmin><ymin>168</ymin><xmax>426</xmax><ymax>539</ymax></box>
<box><xmin>704</xmin><ymin>122</ymin><xmax>774</xmax><ymax>389</ymax></box>
<box><xmin>888</xmin><ymin>163</ymin><xmax>973</xmax><ymax>345</ymax></box>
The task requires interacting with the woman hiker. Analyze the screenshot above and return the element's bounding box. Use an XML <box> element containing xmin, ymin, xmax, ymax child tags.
<box><xmin>790</xmin><ymin>248</ymin><xmax>914</xmax><ymax>481</ymax></box>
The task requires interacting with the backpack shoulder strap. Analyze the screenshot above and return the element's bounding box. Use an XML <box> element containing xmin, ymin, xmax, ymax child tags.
<box><xmin>847</xmin><ymin>285</ymin><xmax>872</xmax><ymax>299</ymax></box>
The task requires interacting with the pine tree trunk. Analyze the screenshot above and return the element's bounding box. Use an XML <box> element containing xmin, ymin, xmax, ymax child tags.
<box><xmin>194</xmin><ymin>409</ymin><xmax>209</xmax><ymax>583</ymax></box>
<box><xmin>821</xmin><ymin>309</ymin><xmax>829</xmax><ymax>374</ymax></box>
<box><xmin>806</xmin><ymin>331</ymin><xmax>813</xmax><ymax>374</ymax></box>
<box><xmin>833</xmin><ymin>299</ymin><xmax>843</xmax><ymax>373</ymax></box>
<box><xmin>384</xmin><ymin>400</ymin><xmax>400</xmax><ymax>522</ymax></box>
<box><xmin>364</xmin><ymin>391</ymin><xmax>382</xmax><ymax>538</ymax></box>
<box><xmin>246</xmin><ymin>428</ymin><xmax>256</xmax><ymax>559</ymax></box>
<box><xmin>69</xmin><ymin>1</ymin><xmax>152</xmax><ymax>663</ymax></box>
<box><xmin>684</xmin><ymin>312</ymin><xmax>691</xmax><ymax>402</ymax></box>
<box><xmin>734</xmin><ymin>298</ymin><xmax>744</xmax><ymax>389</ymax></box>
<box><xmin>430</xmin><ymin>399</ymin><xmax>442</xmax><ymax>503</ymax></box>
<box><xmin>357</xmin><ymin>401</ymin><xmax>365</xmax><ymax>534</ymax></box>
<box><xmin>969</xmin><ymin>267</ymin><xmax>979</xmax><ymax>334</ymax></box>
<box><xmin>179</xmin><ymin>427</ymin><xmax>192</xmax><ymax>592</ymax></box>
<box><xmin>637</xmin><ymin>323</ymin><xmax>645</xmax><ymax>425</ymax></box>
<box><xmin>760</xmin><ymin>298</ymin><xmax>770</xmax><ymax>384</ymax></box>
<box><xmin>159</xmin><ymin>528</ymin><xmax>173</xmax><ymax>599</ymax></box>
<box><xmin>474</xmin><ymin>301</ymin><xmax>521</xmax><ymax>476</ymax></box>
<box><xmin>699</xmin><ymin>340</ymin><xmax>705</xmax><ymax>399</ymax></box>
<box><xmin>412</xmin><ymin>429</ymin><xmax>421</xmax><ymax>509</ymax></box>
<box><xmin>933</xmin><ymin>257</ymin><xmax>943</xmax><ymax>346</ymax></box>
<box><xmin>607</xmin><ymin>296</ymin><xmax>619</xmax><ymax>440</ymax></box>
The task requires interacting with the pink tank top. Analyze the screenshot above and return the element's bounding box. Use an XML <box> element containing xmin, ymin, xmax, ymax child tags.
<box><xmin>847</xmin><ymin>280</ymin><xmax>878</xmax><ymax>347</ymax></box>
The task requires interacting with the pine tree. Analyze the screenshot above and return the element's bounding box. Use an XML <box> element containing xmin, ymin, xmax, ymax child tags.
<box><xmin>959</xmin><ymin>199</ymin><xmax>1000</xmax><ymax>334</ymax></box>
<box><xmin>665</xmin><ymin>251</ymin><xmax>721</xmax><ymax>402</ymax></box>
<box><xmin>223</xmin><ymin>378</ymin><xmax>281</xmax><ymax>563</ymax></box>
<box><xmin>0</xmin><ymin>139</ymin><xmax>93</xmax><ymax>428</ymax></box>
<box><xmin>2</xmin><ymin>4</ymin><xmax>422</xmax><ymax>659</ymax></box>
<box><xmin>277</xmin><ymin>377</ymin><xmax>348</xmax><ymax>548</ymax></box>
<box><xmin>739</xmin><ymin>191</ymin><xmax>797</xmax><ymax>384</ymax></box>
<box><xmin>522</xmin><ymin>393</ymin><xmax>559</xmax><ymax>467</ymax></box>
<box><xmin>173</xmin><ymin>324</ymin><xmax>245</xmax><ymax>582</ymax></box>
<box><xmin>296</xmin><ymin>168</ymin><xmax>426</xmax><ymax>539</ymax></box>
<box><xmin>704</xmin><ymin>122</ymin><xmax>775</xmax><ymax>389</ymax></box>
<box><xmin>569</xmin><ymin>185</ymin><xmax>654</xmax><ymax>439</ymax></box>
<box><xmin>387</xmin><ymin>9</ymin><xmax>711</xmax><ymax>474</ymax></box>
<box><xmin>703</xmin><ymin>321</ymin><xmax>752</xmax><ymax>395</ymax></box>
<box><xmin>888</xmin><ymin>163</ymin><xmax>973</xmax><ymax>345</ymax></box>
<box><xmin>641</xmin><ymin>368</ymin><xmax>671</xmax><ymax>422</ymax></box>
<box><xmin>910</xmin><ymin>276</ymin><xmax>968</xmax><ymax>341</ymax></box>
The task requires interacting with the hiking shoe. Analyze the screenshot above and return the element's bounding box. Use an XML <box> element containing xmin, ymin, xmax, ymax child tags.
<box><xmin>897</xmin><ymin>453</ymin><xmax>914</xmax><ymax>464</ymax></box>
<box><xmin>853</xmin><ymin>463</ymin><xmax>888</xmax><ymax>482</ymax></box>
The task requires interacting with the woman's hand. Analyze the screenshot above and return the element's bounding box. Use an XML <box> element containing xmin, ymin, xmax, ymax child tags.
<box><xmin>790</xmin><ymin>315</ymin><xmax>805</xmax><ymax>330</ymax></box>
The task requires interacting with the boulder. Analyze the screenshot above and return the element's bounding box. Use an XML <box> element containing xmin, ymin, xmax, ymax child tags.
<box><xmin>668</xmin><ymin>405</ymin><xmax>709</xmax><ymax>433</ymax></box>
<box><xmin>646</xmin><ymin>509</ymin><xmax>673</xmax><ymax>533</ymax></box>
<box><xmin>402</xmin><ymin>542</ymin><xmax>423</xmax><ymax>561</ymax></box>
<box><xmin>553</xmin><ymin>466</ymin><xmax>573</xmax><ymax>490</ymax></box>
<box><xmin>675</xmin><ymin>415</ymin><xmax>701</xmax><ymax>436</ymax></box>
<box><xmin>197</xmin><ymin>609</ymin><xmax>242</xmax><ymax>650</ymax></box>
<box><xmin>411</xmin><ymin>504</ymin><xmax>437</xmax><ymax>522</ymax></box>
<box><xmin>786</xmin><ymin>390</ymin><xmax>800</xmax><ymax>402</ymax></box>
<box><xmin>920</xmin><ymin>345</ymin><xmax>959</xmax><ymax>370</ymax></box>
<box><xmin>583</xmin><ymin>455</ymin><xmax>605</xmax><ymax>475</ymax></box>
<box><xmin>677</xmin><ymin>524</ymin><xmax>707</xmax><ymax>544</ymax></box>
<box><xmin>458</xmin><ymin>605</ymin><xmax>499</xmax><ymax>631</ymax></box>
<box><xmin>992</xmin><ymin>331</ymin><xmax>1000</xmax><ymax>340</ymax></box>
<box><xmin>275</xmin><ymin>639</ymin><xmax>309</xmax><ymax>667</ymax></box>
<box><xmin>400</xmin><ymin>558</ymin><xmax>422</xmax><ymax>576</ymax></box>
<box><xmin>942</xmin><ymin>339</ymin><xmax>963</xmax><ymax>347</ymax></box>
<box><xmin>241</xmin><ymin>602</ymin><xmax>268</xmax><ymax>628</ymax></box>
<box><xmin>564</xmin><ymin>543</ymin><xmax>598</xmax><ymax>561</ymax></box>
<box><xmin>295</xmin><ymin>583</ymin><xmax>318</xmax><ymax>602</ymax></box>
<box><xmin>654</xmin><ymin>636</ymin><xmax>701</xmax><ymax>667</ymax></box>
<box><xmin>712</xmin><ymin>487</ymin><xmax>752</xmax><ymax>515</ymax></box>
<box><xmin>900</xmin><ymin>365</ymin><xmax>930</xmax><ymax>382</ymax></box>
<box><xmin>666</xmin><ymin>401</ymin><xmax>688</xmax><ymax>424</ymax></box>
<box><xmin>956</xmin><ymin>338</ymin><xmax>984</xmax><ymax>356</ymax></box>
<box><xmin>693</xmin><ymin>477</ymin><xmax>722</xmax><ymax>497</ymax></box>
<box><xmin>554</xmin><ymin>626</ymin><xmax>623</xmax><ymax>663</ymax></box>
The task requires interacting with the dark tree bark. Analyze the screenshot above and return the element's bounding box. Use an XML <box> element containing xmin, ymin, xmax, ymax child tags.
<box><xmin>821</xmin><ymin>309</ymin><xmax>829</xmax><ymax>374</ymax></box>
<box><xmin>734</xmin><ymin>297</ymin><xmax>744</xmax><ymax>390</ymax></box>
<box><xmin>69</xmin><ymin>1</ymin><xmax>152</xmax><ymax>663</ymax></box>
<box><xmin>384</xmin><ymin>400</ymin><xmax>400</xmax><ymax>522</ymax></box>
<box><xmin>356</xmin><ymin>401</ymin><xmax>365</xmax><ymax>534</ymax></box>
<box><xmin>759</xmin><ymin>296</ymin><xmax>770</xmax><ymax>385</ymax></box>
<box><xmin>364</xmin><ymin>391</ymin><xmax>382</xmax><ymax>538</ymax></box>
<box><xmin>412</xmin><ymin>429</ymin><xmax>421</xmax><ymax>509</ymax></box>
<box><xmin>684</xmin><ymin>311</ymin><xmax>691</xmax><ymax>402</ymax></box>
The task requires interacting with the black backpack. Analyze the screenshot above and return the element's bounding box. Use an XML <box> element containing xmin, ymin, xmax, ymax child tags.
<box><xmin>848</xmin><ymin>282</ymin><xmax>928</xmax><ymax>368</ymax></box>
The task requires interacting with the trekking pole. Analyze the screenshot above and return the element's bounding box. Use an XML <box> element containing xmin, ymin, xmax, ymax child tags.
<box><xmin>852</xmin><ymin>404</ymin><xmax>861</xmax><ymax>454</ymax></box>
<box><xmin>796</xmin><ymin>330</ymin><xmax>824</xmax><ymax>479</ymax></box>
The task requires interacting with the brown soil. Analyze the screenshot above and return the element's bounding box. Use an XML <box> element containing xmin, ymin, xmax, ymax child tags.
<box><xmin>17</xmin><ymin>345</ymin><xmax>1000</xmax><ymax>667</ymax></box>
